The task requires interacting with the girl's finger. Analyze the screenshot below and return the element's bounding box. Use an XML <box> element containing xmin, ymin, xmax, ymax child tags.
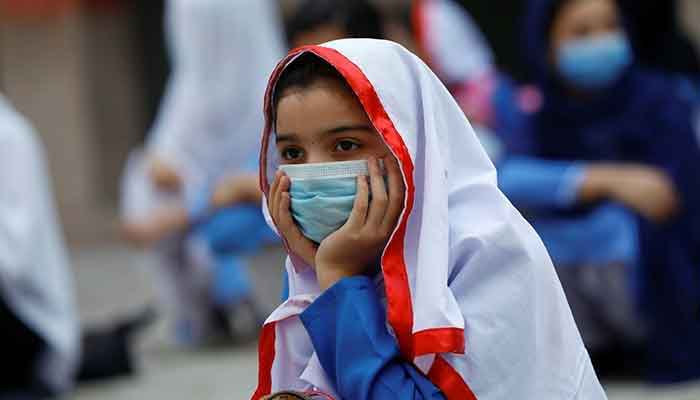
<box><xmin>277</xmin><ymin>191</ymin><xmax>297</xmax><ymax>233</ymax></box>
<box><xmin>366</xmin><ymin>157</ymin><xmax>389</xmax><ymax>228</ymax></box>
<box><xmin>268</xmin><ymin>171</ymin><xmax>282</xmax><ymax>219</ymax></box>
<box><xmin>382</xmin><ymin>155</ymin><xmax>405</xmax><ymax>231</ymax></box>
<box><xmin>345</xmin><ymin>175</ymin><xmax>370</xmax><ymax>229</ymax></box>
<box><xmin>275</xmin><ymin>176</ymin><xmax>292</xmax><ymax>227</ymax></box>
<box><xmin>274</xmin><ymin>173</ymin><xmax>291</xmax><ymax>218</ymax></box>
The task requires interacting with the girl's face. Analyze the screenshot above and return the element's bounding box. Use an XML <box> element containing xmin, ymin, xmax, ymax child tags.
<box><xmin>274</xmin><ymin>78</ymin><xmax>391</xmax><ymax>165</ymax></box>
<box><xmin>550</xmin><ymin>0</ymin><xmax>621</xmax><ymax>54</ymax></box>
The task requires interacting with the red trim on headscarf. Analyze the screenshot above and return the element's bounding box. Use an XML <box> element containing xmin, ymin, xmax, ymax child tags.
<box><xmin>428</xmin><ymin>356</ymin><xmax>478</xmax><ymax>400</ymax></box>
<box><xmin>414</xmin><ymin>327</ymin><xmax>466</xmax><ymax>357</ymax></box>
<box><xmin>251</xmin><ymin>323</ymin><xmax>276</xmax><ymax>400</ymax></box>
<box><xmin>308</xmin><ymin>46</ymin><xmax>417</xmax><ymax>359</ymax></box>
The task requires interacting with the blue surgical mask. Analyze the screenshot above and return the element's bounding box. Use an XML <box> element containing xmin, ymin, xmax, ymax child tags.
<box><xmin>556</xmin><ymin>32</ymin><xmax>633</xmax><ymax>90</ymax></box>
<box><xmin>278</xmin><ymin>160</ymin><xmax>373</xmax><ymax>243</ymax></box>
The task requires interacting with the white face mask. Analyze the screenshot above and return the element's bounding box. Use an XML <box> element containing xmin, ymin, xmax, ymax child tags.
<box><xmin>279</xmin><ymin>160</ymin><xmax>373</xmax><ymax>243</ymax></box>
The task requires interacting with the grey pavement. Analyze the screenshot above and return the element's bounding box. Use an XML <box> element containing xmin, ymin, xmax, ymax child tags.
<box><xmin>69</xmin><ymin>244</ymin><xmax>700</xmax><ymax>399</ymax></box>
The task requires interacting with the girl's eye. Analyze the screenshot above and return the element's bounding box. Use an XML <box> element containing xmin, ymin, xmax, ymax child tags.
<box><xmin>335</xmin><ymin>140</ymin><xmax>360</xmax><ymax>152</ymax></box>
<box><xmin>281</xmin><ymin>147</ymin><xmax>303</xmax><ymax>161</ymax></box>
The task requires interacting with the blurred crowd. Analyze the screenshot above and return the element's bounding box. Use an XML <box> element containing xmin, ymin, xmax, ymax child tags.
<box><xmin>1</xmin><ymin>0</ymin><xmax>699</xmax><ymax>398</ymax></box>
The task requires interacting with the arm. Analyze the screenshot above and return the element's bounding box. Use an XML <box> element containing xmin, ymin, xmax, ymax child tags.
<box><xmin>194</xmin><ymin>205</ymin><xmax>271</xmax><ymax>254</ymax></box>
<box><xmin>300</xmin><ymin>276</ymin><xmax>445</xmax><ymax>400</ymax></box>
<box><xmin>211</xmin><ymin>174</ymin><xmax>262</xmax><ymax>210</ymax></box>
<box><xmin>120</xmin><ymin>206</ymin><xmax>190</xmax><ymax>247</ymax></box>
<box><xmin>498</xmin><ymin>156</ymin><xmax>679</xmax><ymax>222</ymax></box>
<box><xmin>497</xmin><ymin>156</ymin><xmax>586</xmax><ymax>210</ymax></box>
<box><xmin>120</xmin><ymin>151</ymin><xmax>192</xmax><ymax>247</ymax></box>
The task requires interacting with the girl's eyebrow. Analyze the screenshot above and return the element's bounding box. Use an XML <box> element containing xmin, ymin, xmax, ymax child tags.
<box><xmin>275</xmin><ymin>132</ymin><xmax>298</xmax><ymax>143</ymax></box>
<box><xmin>276</xmin><ymin>125</ymin><xmax>372</xmax><ymax>144</ymax></box>
<box><xmin>325</xmin><ymin>124</ymin><xmax>373</xmax><ymax>135</ymax></box>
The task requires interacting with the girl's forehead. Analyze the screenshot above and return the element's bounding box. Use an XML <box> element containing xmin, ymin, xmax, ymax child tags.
<box><xmin>555</xmin><ymin>0</ymin><xmax>617</xmax><ymax>23</ymax></box>
<box><xmin>275</xmin><ymin>83</ymin><xmax>368</xmax><ymax>129</ymax></box>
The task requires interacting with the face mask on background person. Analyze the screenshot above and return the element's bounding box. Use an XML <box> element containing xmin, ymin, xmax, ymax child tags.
<box><xmin>279</xmin><ymin>159</ymin><xmax>384</xmax><ymax>243</ymax></box>
<box><xmin>556</xmin><ymin>32</ymin><xmax>633</xmax><ymax>90</ymax></box>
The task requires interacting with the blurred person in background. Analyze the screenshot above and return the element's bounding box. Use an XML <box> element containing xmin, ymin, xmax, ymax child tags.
<box><xmin>0</xmin><ymin>94</ymin><xmax>80</xmax><ymax>398</ymax></box>
<box><xmin>1</xmin><ymin>92</ymin><xmax>157</xmax><ymax>398</ymax></box>
<box><xmin>498</xmin><ymin>0</ymin><xmax>700</xmax><ymax>383</ymax></box>
<box><xmin>120</xmin><ymin>0</ymin><xmax>284</xmax><ymax>346</ymax></box>
<box><xmin>285</xmin><ymin>0</ymin><xmax>384</xmax><ymax>48</ymax></box>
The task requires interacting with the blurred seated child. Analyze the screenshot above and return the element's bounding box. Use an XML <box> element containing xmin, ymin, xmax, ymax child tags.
<box><xmin>505</xmin><ymin>0</ymin><xmax>700</xmax><ymax>383</ymax></box>
<box><xmin>120</xmin><ymin>0</ymin><xmax>284</xmax><ymax>346</ymax></box>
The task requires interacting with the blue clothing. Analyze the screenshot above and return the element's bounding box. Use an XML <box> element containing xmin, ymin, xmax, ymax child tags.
<box><xmin>300</xmin><ymin>277</ymin><xmax>445</xmax><ymax>400</ymax></box>
<box><xmin>210</xmin><ymin>255</ymin><xmax>252</xmax><ymax>307</ymax></box>
<box><xmin>281</xmin><ymin>269</ymin><xmax>290</xmax><ymax>302</ymax></box>
<box><xmin>196</xmin><ymin>205</ymin><xmax>278</xmax><ymax>255</ymax></box>
<box><xmin>192</xmin><ymin>204</ymin><xmax>278</xmax><ymax>308</ymax></box>
<box><xmin>532</xmin><ymin>204</ymin><xmax>639</xmax><ymax>268</ymax></box>
<box><xmin>498</xmin><ymin>157</ymin><xmax>639</xmax><ymax>267</ymax></box>
<box><xmin>517</xmin><ymin>0</ymin><xmax>700</xmax><ymax>382</ymax></box>
<box><xmin>498</xmin><ymin>156</ymin><xmax>585</xmax><ymax>209</ymax></box>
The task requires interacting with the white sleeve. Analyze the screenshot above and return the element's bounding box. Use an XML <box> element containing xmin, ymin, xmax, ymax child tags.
<box><xmin>146</xmin><ymin>0</ymin><xmax>218</xmax><ymax>164</ymax></box>
<box><xmin>0</xmin><ymin>128</ymin><xmax>38</xmax><ymax>284</ymax></box>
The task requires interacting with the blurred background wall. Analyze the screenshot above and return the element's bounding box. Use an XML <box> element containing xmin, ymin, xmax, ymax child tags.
<box><xmin>0</xmin><ymin>0</ymin><xmax>158</xmax><ymax>243</ymax></box>
<box><xmin>0</xmin><ymin>0</ymin><xmax>699</xmax><ymax>244</ymax></box>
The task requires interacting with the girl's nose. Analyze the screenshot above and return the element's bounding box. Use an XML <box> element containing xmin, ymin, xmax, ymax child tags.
<box><xmin>305</xmin><ymin>150</ymin><xmax>335</xmax><ymax>164</ymax></box>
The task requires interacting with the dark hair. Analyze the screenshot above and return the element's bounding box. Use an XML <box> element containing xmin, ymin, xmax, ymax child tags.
<box><xmin>546</xmin><ymin>0</ymin><xmax>575</xmax><ymax>38</ymax></box>
<box><xmin>286</xmin><ymin>0</ymin><xmax>384</xmax><ymax>45</ymax></box>
<box><xmin>272</xmin><ymin>53</ymin><xmax>352</xmax><ymax>112</ymax></box>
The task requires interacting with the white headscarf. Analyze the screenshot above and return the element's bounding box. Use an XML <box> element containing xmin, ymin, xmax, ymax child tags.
<box><xmin>146</xmin><ymin>0</ymin><xmax>285</xmax><ymax>200</ymax></box>
<box><xmin>253</xmin><ymin>40</ymin><xmax>605</xmax><ymax>400</ymax></box>
<box><xmin>0</xmin><ymin>95</ymin><xmax>80</xmax><ymax>393</ymax></box>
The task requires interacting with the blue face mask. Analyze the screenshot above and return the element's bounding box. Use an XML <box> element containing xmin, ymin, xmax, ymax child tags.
<box><xmin>556</xmin><ymin>32</ymin><xmax>633</xmax><ymax>90</ymax></box>
<box><xmin>279</xmin><ymin>160</ymin><xmax>373</xmax><ymax>243</ymax></box>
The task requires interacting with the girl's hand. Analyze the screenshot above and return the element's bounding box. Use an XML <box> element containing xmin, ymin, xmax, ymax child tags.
<box><xmin>148</xmin><ymin>157</ymin><xmax>182</xmax><ymax>193</ymax></box>
<box><xmin>607</xmin><ymin>165</ymin><xmax>679</xmax><ymax>223</ymax></box>
<box><xmin>211</xmin><ymin>174</ymin><xmax>261</xmax><ymax>209</ymax></box>
<box><xmin>268</xmin><ymin>171</ymin><xmax>318</xmax><ymax>267</ymax></box>
<box><xmin>315</xmin><ymin>156</ymin><xmax>406</xmax><ymax>290</ymax></box>
<box><xmin>581</xmin><ymin>164</ymin><xmax>679</xmax><ymax>223</ymax></box>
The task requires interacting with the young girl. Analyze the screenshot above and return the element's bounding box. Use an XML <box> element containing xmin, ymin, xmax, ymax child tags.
<box><xmin>252</xmin><ymin>39</ymin><xmax>605</xmax><ymax>399</ymax></box>
<box><xmin>518</xmin><ymin>0</ymin><xmax>700</xmax><ymax>382</ymax></box>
